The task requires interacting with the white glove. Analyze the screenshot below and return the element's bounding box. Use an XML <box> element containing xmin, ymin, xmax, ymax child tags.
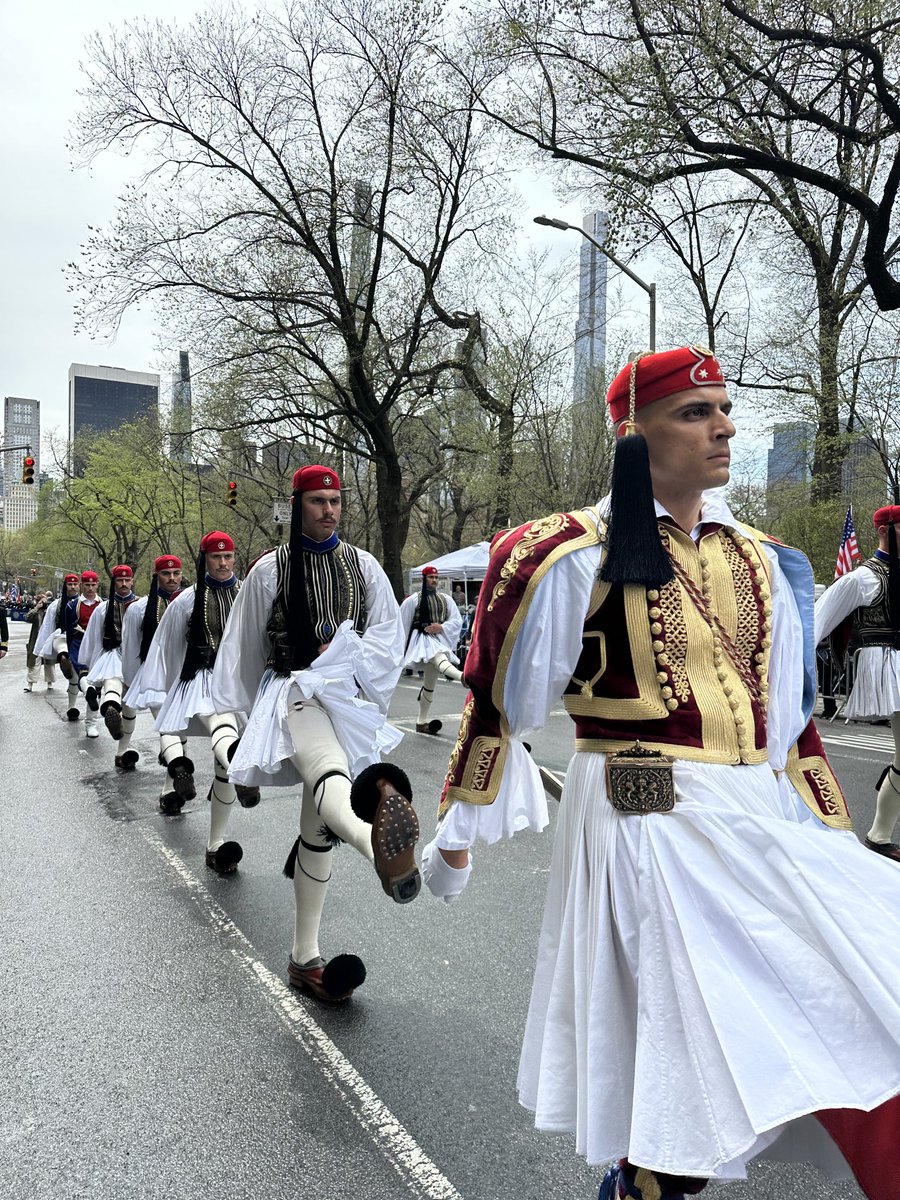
<box><xmin>421</xmin><ymin>839</ymin><xmax>472</xmax><ymax>904</ymax></box>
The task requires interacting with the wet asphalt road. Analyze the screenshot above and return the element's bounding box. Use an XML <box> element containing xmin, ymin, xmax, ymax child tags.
<box><xmin>1</xmin><ymin>621</ymin><xmax>891</xmax><ymax>1200</ymax></box>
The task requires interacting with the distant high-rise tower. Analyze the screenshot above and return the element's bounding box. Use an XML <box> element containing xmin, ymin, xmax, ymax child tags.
<box><xmin>171</xmin><ymin>351</ymin><xmax>193</xmax><ymax>462</ymax></box>
<box><xmin>2</xmin><ymin>396</ymin><xmax>40</xmax><ymax>529</ymax></box>
<box><xmin>573</xmin><ymin>212</ymin><xmax>609</xmax><ymax>407</ymax></box>
<box><xmin>68</xmin><ymin>363</ymin><xmax>159</xmax><ymax>442</ymax></box>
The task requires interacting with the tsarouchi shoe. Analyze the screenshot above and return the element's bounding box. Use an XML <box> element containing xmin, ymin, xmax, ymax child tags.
<box><xmin>350</xmin><ymin>764</ymin><xmax>420</xmax><ymax>904</ymax></box>
<box><xmin>115</xmin><ymin>750</ymin><xmax>139</xmax><ymax>770</ymax></box>
<box><xmin>287</xmin><ymin>954</ymin><xmax>366</xmax><ymax>1002</ymax></box>
<box><xmin>204</xmin><ymin>840</ymin><xmax>243</xmax><ymax>875</ymax></box>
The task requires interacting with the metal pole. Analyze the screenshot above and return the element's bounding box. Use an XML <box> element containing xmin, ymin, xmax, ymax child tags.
<box><xmin>534</xmin><ymin>216</ymin><xmax>657</xmax><ymax>352</ymax></box>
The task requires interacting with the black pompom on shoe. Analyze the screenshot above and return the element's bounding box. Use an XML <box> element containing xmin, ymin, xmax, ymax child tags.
<box><xmin>350</xmin><ymin>762</ymin><xmax>413</xmax><ymax>824</ymax></box>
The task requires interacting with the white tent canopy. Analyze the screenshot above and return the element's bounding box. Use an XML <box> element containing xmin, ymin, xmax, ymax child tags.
<box><xmin>409</xmin><ymin>541</ymin><xmax>491</xmax><ymax>593</ymax></box>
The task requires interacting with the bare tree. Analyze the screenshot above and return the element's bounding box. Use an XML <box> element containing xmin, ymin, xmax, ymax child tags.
<box><xmin>458</xmin><ymin>0</ymin><xmax>900</xmax><ymax>496</ymax></box>
<box><xmin>72</xmin><ymin>0</ymin><xmax>512</xmax><ymax>594</ymax></box>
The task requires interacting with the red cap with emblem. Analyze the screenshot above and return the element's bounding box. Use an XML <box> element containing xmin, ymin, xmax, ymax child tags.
<box><xmin>292</xmin><ymin>465</ymin><xmax>341</xmax><ymax>493</ymax></box>
<box><xmin>64</xmin><ymin>573</ymin><xmax>79</xmax><ymax>585</ymax></box>
<box><xmin>154</xmin><ymin>555</ymin><xmax>182</xmax><ymax>572</ymax></box>
<box><xmin>199</xmin><ymin>531</ymin><xmax>234</xmax><ymax>553</ymax></box>
<box><xmin>81</xmin><ymin>570</ymin><xmax>99</xmax><ymax>582</ymax></box>
<box><xmin>606</xmin><ymin>346</ymin><xmax>725</xmax><ymax>424</ymax></box>
<box><xmin>422</xmin><ymin>566</ymin><xmax>439</xmax><ymax>577</ymax></box>
<box><xmin>873</xmin><ymin>506</ymin><xmax>900</xmax><ymax>528</ymax></box>
<box><xmin>111</xmin><ymin>565</ymin><xmax>133</xmax><ymax>579</ymax></box>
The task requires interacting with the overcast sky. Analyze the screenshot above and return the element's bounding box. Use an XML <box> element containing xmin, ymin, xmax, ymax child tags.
<box><xmin>2</xmin><ymin>1</ymin><xmax>760</xmax><ymax>473</ymax></box>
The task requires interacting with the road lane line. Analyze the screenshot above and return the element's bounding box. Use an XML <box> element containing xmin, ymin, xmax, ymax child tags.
<box><xmin>140</xmin><ymin>826</ymin><xmax>463</xmax><ymax>1200</ymax></box>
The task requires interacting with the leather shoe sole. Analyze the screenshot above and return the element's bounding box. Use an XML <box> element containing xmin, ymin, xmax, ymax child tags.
<box><xmin>205</xmin><ymin>841</ymin><xmax>243</xmax><ymax>874</ymax></box>
<box><xmin>371</xmin><ymin>786</ymin><xmax>420</xmax><ymax>904</ymax></box>
<box><xmin>104</xmin><ymin>707</ymin><xmax>124</xmax><ymax>740</ymax></box>
<box><xmin>864</xmin><ymin>837</ymin><xmax>900</xmax><ymax>862</ymax></box>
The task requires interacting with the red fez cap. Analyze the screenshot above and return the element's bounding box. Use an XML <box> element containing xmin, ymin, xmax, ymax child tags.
<box><xmin>200</xmin><ymin>531</ymin><xmax>235</xmax><ymax>553</ymax></box>
<box><xmin>81</xmin><ymin>570</ymin><xmax>99</xmax><ymax>582</ymax></box>
<box><xmin>111</xmin><ymin>565</ymin><xmax>133</xmax><ymax>579</ymax></box>
<box><xmin>292</xmin><ymin>465</ymin><xmax>341</xmax><ymax>493</ymax></box>
<box><xmin>64</xmin><ymin>573</ymin><xmax>79</xmax><ymax>585</ymax></box>
<box><xmin>606</xmin><ymin>346</ymin><xmax>725</xmax><ymax>424</ymax></box>
<box><xmin>422</xmin><ymin>566</ymin><xmax>439</xmax><ymax>577</ymax></box>
<box><xmin>154</xmin><ymin>555</ymin><xmax>182</xmax><ymax>572</ymax></box>
<box><xmin>873</xmin><ymin>505</ymin><xmax>900</xmax><ymax>528</ymax></box>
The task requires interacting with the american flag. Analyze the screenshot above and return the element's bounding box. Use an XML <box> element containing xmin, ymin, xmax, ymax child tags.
<box><xmin>834</xmin><ymin>506</ymin><xmax>862</xmax><ymax>579</ymax></box>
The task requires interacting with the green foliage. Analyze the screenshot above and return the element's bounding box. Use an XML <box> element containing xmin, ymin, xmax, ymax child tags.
<box><xmin>769</xmin><ymin>491</ymin><xmax>879</xmax><ymax>583</ymax></box>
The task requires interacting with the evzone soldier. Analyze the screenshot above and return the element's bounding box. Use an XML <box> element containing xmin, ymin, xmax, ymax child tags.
<box><xmin>24</xmin><ymin>592</ymin><xmax>56</xmax><ymax>692</ymax></box>
<box><xmin>35</xmin><ymin>574</ymin><xmax>81</xmax><ymax>713</ymax></box>
<box><xmin>136</xmin><ymin>531</ymin><xmax>260</xmax><ymax>853</ymax></box>
<box><xmin>62</xmin><ymin>570</ymin><xmax>103</xmax><ymax>736</ymax></box>
<box><xmin>211</xmin><ymin>465</ymin><xmax>417</xmax><ymax>1003</ymax></box>
<box><xmin>422</xmin><ymin>347</ymin><xmax>900</xmax><ymax>1200</ymax></box>
<box><xmin>80</xmin><ymin>565</ymin><xmax>141</xmax><ymax>768</ymax></box>
<box><xmin>121</xmin><ymin>554</ymin><xmax>187</xmax><ymax>803</ymax></box>
<box><xmin>815</xmin><ymin>504</ymin><xmax>900</xmax><ymax>860</ymax></box>
<box><xmin>400</xmin><ymin>566</ymin><xmax>464</xmax><ymax>735</ymax></box>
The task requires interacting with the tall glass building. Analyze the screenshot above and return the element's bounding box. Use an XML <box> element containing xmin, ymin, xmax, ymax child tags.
<box><xmin>68</xmin><ymin>364</ymin><xmax>159</xmax><ymax>441</ymax></box>
<box><xmin>2</xmin><ymin>396</ymin><xmax>40</xmax><ymax>529</ymax></box>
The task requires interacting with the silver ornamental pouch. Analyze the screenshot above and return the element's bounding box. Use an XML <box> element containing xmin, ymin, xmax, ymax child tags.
<box><xmin>605</xmin><ymin>742</ymin><xmax>676</xmax><ymax>814</ymax></box>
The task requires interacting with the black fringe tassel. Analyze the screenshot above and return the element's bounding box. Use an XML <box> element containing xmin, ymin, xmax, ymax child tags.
<box><xmin>888</xmin><ymin>523</ymin><xmax>900</xmax><ymax>633</ymax></box>
<box><xmin>600</xmin><ymin>432</ymin><xmax>674</xmax><ymax>588</ymax></box>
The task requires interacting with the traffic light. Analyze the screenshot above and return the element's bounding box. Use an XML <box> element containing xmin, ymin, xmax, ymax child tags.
<box><xmin>226</xmin><ymin>481</ymin><xmax>237</xmax><ymax>508</ymax></box>
<box><xmin>21</xmin><ymin>456</ymin><xmax>35</xmax><ymax>485</ymax></box>
<box><xmin>30</xmin><ymin>567</ymin><xmax>37</xmax><ymax>577</ymax></box>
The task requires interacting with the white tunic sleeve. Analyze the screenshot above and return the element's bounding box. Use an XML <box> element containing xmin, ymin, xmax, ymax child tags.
<box><xmin>814</xmin><ymin>567</ymin><xmax>880</xmax><ymax>644</ymax></box>
<box><xmin>120</xmin><ymin>597</ymin><xmax>147</xmax><ymax>688</ymax></box>
<box><xmin>762</xmin><ymin>547</ymin><xmax>807</xmax><ymax>772</ymax></box>
<box><xmin>141</xmin><ymin>588</ymin><xmax>194</xmax><ymax>697</ymax></box>
<box><xmin>436</xmin><ymin>541</ymin><xmax>601</xmax><ymax>850</ymax></box>
<box><xmin>80</xmin><ymin>601</ymin><xmax>106</xmax><ymax>672</ymax></box>
<box><xmin>354</xmin><ymin>551</ymin><xmax>404</xmax><ymax>713</ymax></box>
<box><xmin>438</xmin><ymin>591</ymin><xmax>462</xmax><ymax>650</ymax></box>
<box><xmin>210</xmin><ymin>557</ymin><xmax>275</xmax><ymax>714</ymax></box>
<box><xmin>35</xmin><ymin>600</ymin><xmax>59</xmax><ymax>657</ymax></box>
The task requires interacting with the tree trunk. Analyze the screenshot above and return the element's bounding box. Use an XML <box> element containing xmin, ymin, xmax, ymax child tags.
<box><xmin>490</xmin><ymin>407</ymin><xmax>515</xmax><ymax>533</ymax></box>
<box><xmin>372</xmin><ymin>423</ymin><xmax>410</xmax><ymax>600</ymax></box>
<box><xmin>811</xmin><ymin>291</ymin><xmax>844</xmax><ymax>503</ymax></box>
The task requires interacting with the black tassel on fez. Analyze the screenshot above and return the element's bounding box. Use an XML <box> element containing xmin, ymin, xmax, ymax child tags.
<box><xmin>600</xmin><ymin>429</ymin><xmax>674</xmax><ymax>588</ymax></box>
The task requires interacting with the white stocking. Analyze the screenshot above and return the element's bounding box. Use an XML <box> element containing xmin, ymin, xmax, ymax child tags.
<box><xmin>869</xmin><ymin>713</ymin><xmax>900</xmax><ymax>843</ymax></box>
<box><xmin>208</xmin><ymin>771</ymin><xmax>237</xmax><ymax>851</ymax></box>
<box><xmin>290</xmin><ymin>783</ymin><xmax>334</xmax><ymax>965</ymax></box>
<box><xmin>285</xmin><ymin>700</ymin><xmax>373</xmax><ymax>861</ymax></box>
<box><xmin>435</xmin><ymin>652</ymin><xmax>463</xmax><ymax>683</ymax></box>
<box><xmin>417</xmin><ymin>659</ymin><xmax>440</xmax><ymax>723</ymax></box>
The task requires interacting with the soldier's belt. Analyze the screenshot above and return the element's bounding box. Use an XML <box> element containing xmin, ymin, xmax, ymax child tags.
<box><xmin>605</xmin><ymin>742</ymin><xmax>676</xmax><ymax>814</ymax></box>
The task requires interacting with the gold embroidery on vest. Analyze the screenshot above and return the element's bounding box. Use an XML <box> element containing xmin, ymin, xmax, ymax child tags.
<box><xmin>487</xmin><ymin>513</ymin><xmax>570</xmax><ymax>612</ymax></box>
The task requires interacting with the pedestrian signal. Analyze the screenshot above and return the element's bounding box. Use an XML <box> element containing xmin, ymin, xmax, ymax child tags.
<box><xmin>22</xmin><ymin>456</ymin><xmax>35</xmax><ymax>485</ymax></box>
<box><xmin>226</xmin><ymin>481</ymin><xmax>238</xmax><ymax>508</ymax></box>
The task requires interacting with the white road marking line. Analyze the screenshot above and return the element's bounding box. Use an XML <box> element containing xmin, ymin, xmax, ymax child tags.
<box><xmin>140</xmin><ymin>826</ymin><xmax>463</xmax><ymax>1200</ymax></box>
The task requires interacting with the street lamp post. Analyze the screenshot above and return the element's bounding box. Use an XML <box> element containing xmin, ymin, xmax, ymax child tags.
<box><xmin>533</xmin><ymin>215</ymin><xmax>656</xmax><ymax>351</ymax></box>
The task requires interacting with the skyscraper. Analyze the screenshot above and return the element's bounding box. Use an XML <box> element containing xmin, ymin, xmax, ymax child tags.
<box><xmin>3</xmin><ymin>395</ymin><xmax>40</xmax><ymax>485</ymax></box>
<box><xmin>573</xmin><ymin>211</ymin><xmax>609</xmax><ymax>407</ymax></box>
<box><xmin>171</xmin><ymin>350</ymin><xmax>193</xmax><ymax>462</ymax></box>
<box><xmin>68</xmin><ymin>363</ymin><xmax>159</xmax><ymax>442</ymax></box>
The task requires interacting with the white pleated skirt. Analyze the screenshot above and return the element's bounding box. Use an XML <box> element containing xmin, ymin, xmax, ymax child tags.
<box><xmin>123</xmin><ymin>661</ymin><xmax>167</xmax><ymax>711</ymax></box>
<box><xmin>401</xmin><ymin>630</ymin><xmax>459</xmax><ymax>669</ymax></box>
<box><xmin>85</xmin><ymin>648</ymin><xmax>123</xmax><ymax>685</ymax></box>
<box><xmin>153</xmin><ymin>669</ymin><xmax>243</xmax><ymax>736</ymax></box>
<box><xmin>845</xmin><ymin>646</ymin><xmax>900</xmax><ymax>719</ymax></box>
<box><xmin>517</xmin><ymin>752</ymin><xmax>900</xmax><ymax>1178</ymax></box>
<box><xmin>229</xmin><ymin>667</ymin><xmax>403</xmax><ymax>787</ymax></box>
